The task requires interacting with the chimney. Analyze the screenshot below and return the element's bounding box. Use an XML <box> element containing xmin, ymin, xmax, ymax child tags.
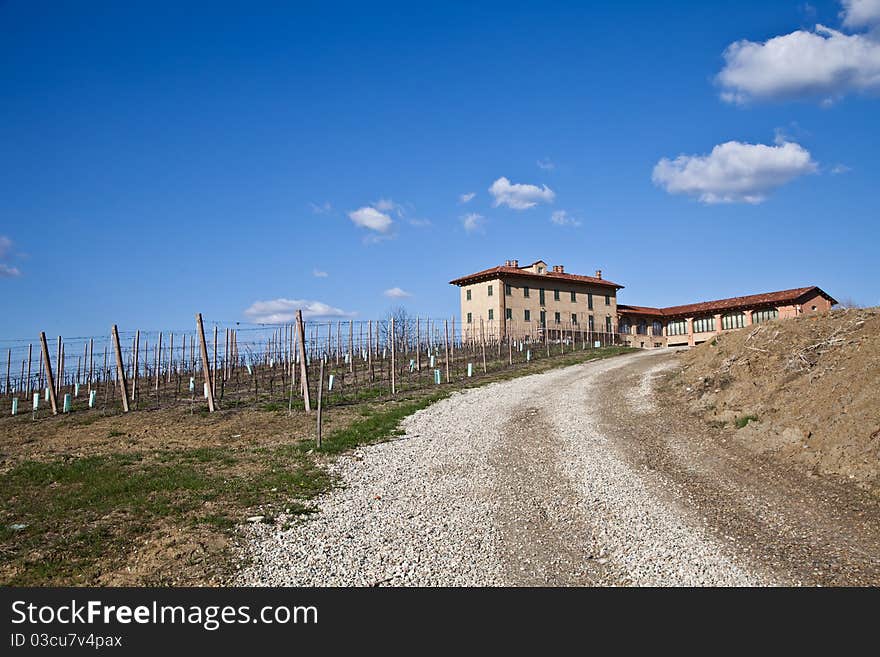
<box><xmin>511</xmin><ymin>259</ymin><xmax>519</xmax><ymax>267</ymax></box>
<box><xmin>553</xmin><ymin>265</ymin><xmax>565</xmax><ymax>273</ymax></box>
<box><xmin>504</xmin><ymin>260</ymin><xmax>510</xmax><ymax>266</ymax></box>
<box><xmin>595</xmin><ymin>269</ymin><xmax>602</xmax><ymax>279</ymax></box>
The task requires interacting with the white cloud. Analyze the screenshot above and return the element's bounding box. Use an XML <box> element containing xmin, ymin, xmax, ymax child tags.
<box><xmin>717</xmin><ymin>24</ymin><xmax>880</xmax><ymax>104</ymax></box>
<box><xmin>488</xmin><ymin>177</ymin><xmax>555</xmax><ymax>210</ymax></box>
<box><xmin>0</xmin><ymin>263</ymin><xmax>21</xmax><ymax>278</ymax></box>
<box><xmin>383</xmin><ymin>287</ymin><xmax>412</xmax><ymax>299</ymax></box>
<box><xmin>244</xmin><ymin>298</ymin><xmax>355</xmax><ymax>323</ymax></box>
<box><xmin>0</xmin><ymin>236</ymin><xmax>21</xmax><ymax>277</ymax></box>
<box><xmin>408</xmin><ymin>217</ymin><xmax>431</xmax><ymax>227</ymax></box>
<box><xmin>536</xmin><ymin>158</ymin><xmax>556</xmax><ymax>170</ymax></box>
<box><xmin>652</xmin><ymin>140</ymin><xmax>817</xmax><ymax>204</ymax></box>
<box><xmin>348</xmin><ymin>206</ymin><xmax>393</xmax><ymax>233</ymax></box>
<box><xmin>841</xmin><ymin>0</ymin><xmax>880</xmax><ymax>28</ymax></box>
<box><xmin>461</xmin><ymin>212</ymin><xmax>485</xmax><ymax>233</ymax></box>
<box><xmin>312</xmin><ymin>269</ymin><xmax>328</xmax><ymax>278</ymax></box>
<box><xmin>459</xmin><ymin>192</ymin><xmax>476</xmax><ymax>204</ymax></box>
<box><xmin>831</xmin><ymin>163</ymin><xmax>853</xmax><ymax>174</ymax></box>
<box><xmin>550</xmin><ymin>210</ymin><xmax>582</xmax><ymax>227</ymax></box>
<box><xmin>309</xmin><ymin>201</ymin><xmax>332</xmax><ymax>214</ymax></box>
<box><xmin>371</xmin><ymin>198</ymin><xmax>409</xmax><ymax>219</ymax></box>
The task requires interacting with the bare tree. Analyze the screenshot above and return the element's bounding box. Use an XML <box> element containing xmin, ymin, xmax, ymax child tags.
<box><xmin>381</xmin><ymin>306</ymin><xmax>417</xmax><ymax>347</ymax></box>
<box><xmin>836</xmin><ymin>297</ymin><xmax>863</xmax><ymax>309</ymax></box>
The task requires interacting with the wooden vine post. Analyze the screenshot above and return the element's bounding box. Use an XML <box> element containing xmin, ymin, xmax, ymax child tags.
<box><xmin>390</xmin><ymin>316</ymin><xmax>396</xmax><ymax>395</ymax></box>
<box><xmin>295</xmin><ymin>309</ymin><xmax>311</xmax><ymax>412</ymax></box>
<box><xmin>195</xmin><ymin>313</ymin><xmax>216</xmax><ymax>412</ymax></box>
<box><xmin>444</xmin><ymin>319</ymin><xmax>451</xmax><ymax>384</ymax></box>
<box><xmin>39</xmin><ymin>332</ymin><xmax>59</xmax><ymax>415</ymax></box>
<box><xmin>316</xmin><ymin>359</ymin><xmax>324</xmax><ymax>448</ymax></box>
<box><xmin>110</xmin><ymin>325</ymin><xmax>130</xmax><ymax>413</ymax></box>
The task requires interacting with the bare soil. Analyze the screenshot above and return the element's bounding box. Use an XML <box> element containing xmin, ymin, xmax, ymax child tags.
<box><xmin>666</xmin><ymin>308</ymin><xmax>880</xmax><ymax>493</ymax></box>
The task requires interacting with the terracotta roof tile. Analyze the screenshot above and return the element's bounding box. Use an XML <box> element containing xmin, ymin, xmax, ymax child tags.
<box><xmin>618</xmin><ymin>286</ymin><xmax>836</xmax><ymax>318</ymax></box>
<box><xmin>449</xmin><ymin>265</ymin><xmax>622</xmax><ymax>289</ymax></box>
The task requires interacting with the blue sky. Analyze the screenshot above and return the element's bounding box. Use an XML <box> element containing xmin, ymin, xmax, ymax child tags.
<box><xmin>1</xmin><ymin>0</ymin><xmax>878</xmax><ymax>338</ymax></box>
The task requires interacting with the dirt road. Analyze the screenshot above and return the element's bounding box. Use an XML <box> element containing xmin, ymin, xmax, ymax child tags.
<box><xmin>238</xmin><ymin>349</ymin><xmax>880</xmax><ymax>586</ymax></box>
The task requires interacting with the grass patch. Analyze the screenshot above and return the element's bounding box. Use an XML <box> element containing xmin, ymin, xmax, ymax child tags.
<box><xmin>301</xmin><ymin>393</ymin><xmax>449</xmax><ymax>455</ymax></box>
<box><xmin>735</xmin><ymin>414</ymin><xmax>759</xmax><ymax>429</ymax></box>
<box><xmin>0</xmin><ymin>442</ymin><xmax>333</xmax><ymax>585</ymax></box>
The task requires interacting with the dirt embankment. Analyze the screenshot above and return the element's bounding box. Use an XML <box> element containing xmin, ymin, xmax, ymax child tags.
<box><xmin>667</xmin><ymin>308</ymin><xmax>880</xmax><ymax>491</ymax></box>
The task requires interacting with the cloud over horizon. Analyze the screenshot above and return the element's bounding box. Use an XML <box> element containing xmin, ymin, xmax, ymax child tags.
<box><xmin>489</xmin><ymin>177</ymin><xmax>555</xmax><ymax>210</ymax></box>
<box><xmin>244</xmin><ymin>298</ymin><xmax>355</xmax><ymax>323</ymax></box>
<box><xmin>652</xmin><ymin>140</ymin><xmax>817</xmax><ymax>204</ymax></box>
<box><xmin>383</xmin><ymin>287</ymin><xmax>412</xmax><ymax>298</ymax></box>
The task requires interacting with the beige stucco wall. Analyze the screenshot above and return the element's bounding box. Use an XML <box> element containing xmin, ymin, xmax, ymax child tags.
<box><xmin>459</xmin><ymin>275</ymin><xmax>618</xmax><ymax>341</ymax></box>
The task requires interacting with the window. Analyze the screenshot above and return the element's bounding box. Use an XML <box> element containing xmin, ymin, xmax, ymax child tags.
<box><xmin>752</xmin><ymin>308</ymin><xmax>778</xmax><ymax>324</ymax></box>
<box><xmin>571</xmin><ymin>313</ymin><xmax>578</xmax><ymax>324</ymax></box>
<box><xmin>524</xmin><ymin>309</ymin><xmax>531</xmax><ymax>321</ymax></box>
<box><xmin>537</xmin><ymin>266</ymin><xmax>544</xmax><ymax>273</ymax></box>
<box><xmin>488</xmin><ymin>309</ymin><xmax>494</xmax><ymax>320</ymax></box>
<box><xmin>605</xmin><ymin>294</ymin><xmax>610</xmax><ymax>305</ymax></box>
<box><xmin>539</xmin><ymin>288</ymin><xmax>545</xmax><ymax>305</ymax></box>
<box><xmin>553</xmin><ymin>289</ymin><xmax>560</xmax><ymax>301</ymax></box>
<box><xmin>540</xmin><ymin>311</ymin><xmax>546</xmax><ymax>326</ymax></box>
<box><xmin>652</xmin><ymin>320</ymin><xmax>663</xmax><ymax>335</ymax></box>
<box><xmin>487</xmin><ymin>284</ymin><xmax>493</xmax><ymax>297</ymax></box>
<box><xmin>588</xmin><ymin>315</ymin><xmax>595</xmax><ymax>332</ymax></box>
<box><xmin>605</xmin><ymin>316</ymin><xmax>612</xmax><ymax>333</ymax></box>
<box><xmin>587</xmin><ymin>293</ymin><xmax>593</xmax><ymax>310</ymax></box>
<box><xmin>523</xmin><ymin>286</ymin><xmax>530</xmax><ymax>298</ymax></box>
<box><xmin>554</xmin><ymin>312</ymin><xmax>561</xmax><ymax>324</ymax></box>
<box><xmin>637</xmin><ymin>320</ymin><xmax>648</xmax><ymax>335</ymax></box>
<box><xmin>505</xmin><ymin>308</ymin><xmax>512</xmax><ymax>320</ymax></box>
<box><xmin>721</xmin><ymin>312</ymin><xmax>745</xmax><ymax>330</ymax></box>
<box><xmin>467</xmin><ymin>312</ymin><xmax>472</xmax><ymax>324</ymax></box>
<box><xmin>466</xmin><ymin>289</ymin><xmax>471</xmax><ymax>301</ymax></box>
<box><xmin>667</xmin><ymin>319</ymin><xmax>688</xmax><ymax>336</ymax></box>
<box><xmin>619</xmin><ymin>319</ymin><xmax>631</xmax><ymax>334</ymax></box>
<box><xmin>505</xmin><ymin>284</ymin><xmax>512</xmax><ymax>296</ymax></box>
<box><xmin>570</xmin><ymin>291</ymin><xmax>577</xmax><ymax>302</ymax></box>
<box><xmin>692</xmin><ymin>317</ymin><xmax>716</xmax><ymax>333</ymax></box>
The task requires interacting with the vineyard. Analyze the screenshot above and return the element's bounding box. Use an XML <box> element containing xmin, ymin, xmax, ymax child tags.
<box><xmin>1</xmin><ymin>310</ymin><xmax>621</xmax><ymax>423</ymax></box>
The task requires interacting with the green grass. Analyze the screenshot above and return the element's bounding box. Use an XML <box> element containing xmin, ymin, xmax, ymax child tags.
<box><xmin>301</xmin><ymin>392</ymin><xmax>449</xmax><ymax>455</ymax></box>
<box><xmin>0</xmin><ymin>444</ymin><xmax>334</xmax><ymax>585</ymax></box>
<box><xmin>735</xmin><ymin>414</ymin><xmax>758</xmax><ymax>429</ymax></box>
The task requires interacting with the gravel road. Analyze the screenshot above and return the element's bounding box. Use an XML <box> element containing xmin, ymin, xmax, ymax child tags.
<box><xmin>236</xmin><ymin>349</ymin><xmax>880</xmax><ymax>586</ymax></box>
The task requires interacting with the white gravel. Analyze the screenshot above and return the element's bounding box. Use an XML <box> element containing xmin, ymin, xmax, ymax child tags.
<box><xmin>236</xmin><ymin>350</ymin><xmax>767</xmax><ymax>586</ymax></box>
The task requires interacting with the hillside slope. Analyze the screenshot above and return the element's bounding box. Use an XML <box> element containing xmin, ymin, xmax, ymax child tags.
<box><xmin>669</xmin><ymin>308</ymin><xmax>880</xmax><ymax>491</ymax></box>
